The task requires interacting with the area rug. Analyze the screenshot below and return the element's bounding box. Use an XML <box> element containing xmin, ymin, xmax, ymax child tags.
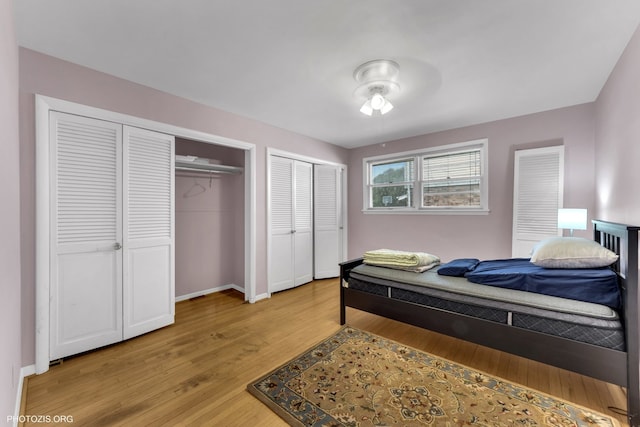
<box><xmin>247</xmin><ymin>326</ymin><xmax>620</xmax><ymax>426</ymax></box>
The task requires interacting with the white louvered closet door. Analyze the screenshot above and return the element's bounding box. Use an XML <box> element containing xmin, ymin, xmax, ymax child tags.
<box><xmin>123</xmin><ymin>126</ymin><xmax>175</xmax><ymax>339</ymax></box>
<box><xmin>269</xmin><ymin>156</ymin><xmax>313</xmax><ymax>293</ymax></box>
<box><xmin>293</xmin><ymin>161</ymin><xmax>313</xmax><ymax>286</ymax></box>
<box><xmin>50</xmin><ymin>112</ymin><xmax>123</xmax><ymax>360</ymax></box>
<box><xmin>314</xmin><ymin>164</ymin><xmax>343</xmax><ymax>279</ymax></box>
<box><xmin>270</xmin><ymin>156</ymin><xmax>295</xmax><ymax>292</ymax></box>
<box><xmin>512</xmin><ymin>146</ymin><xmax>564</xmax><ymax>257</ymax></box>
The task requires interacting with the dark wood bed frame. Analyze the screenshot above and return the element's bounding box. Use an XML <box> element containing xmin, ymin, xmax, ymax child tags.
<box><xmin>340</xmin><ymin>219</ymin><xmax>639</xmax><ymax>426</ymax></box>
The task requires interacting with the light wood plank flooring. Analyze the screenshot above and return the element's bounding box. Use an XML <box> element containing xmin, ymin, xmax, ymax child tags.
<box><xmin>22</xmin><ymin>278</ymin><xmax>628</xmax><ymax>426</ymax></box>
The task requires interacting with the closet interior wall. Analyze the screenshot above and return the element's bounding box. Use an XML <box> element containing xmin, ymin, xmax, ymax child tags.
<box><xmin>175</xmin><ymin>138</ymin><xmax>245</xmax><ymax>298</ymax></box>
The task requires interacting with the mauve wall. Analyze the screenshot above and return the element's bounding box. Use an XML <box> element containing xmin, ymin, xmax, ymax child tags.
<box><xmin>595</xmin><ymin>25</ymin><xmax>640</xmax><ymax>223</ymax></box>
<box><xmin>1</xmin><ymin>0</ymin><xmax>21</xmax><ymax>417</ymax></box>
<box><xmin>347</xmin><ymin>104</ymin><xmax>596</xmax><ymax>262</ymax></box>
<box><xmin>175</xmin><ymin>139</ymin><xmax>245</xmax><ymax>296</ymax></box>
<box><xmin>18</xmin><ymin>48</ymin><xmax>349</xmax><ymax>366</ymax></box>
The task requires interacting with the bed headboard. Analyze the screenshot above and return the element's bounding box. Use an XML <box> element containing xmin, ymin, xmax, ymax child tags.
<box><xmin>592</xmin><ymin>219</ymin><xmax>639</xmax><ymax>279</ymax></box>
<box><xmin>593</xmin><ymin>219</ymin><xmax>639</xmax><ymax>424</ymax></box>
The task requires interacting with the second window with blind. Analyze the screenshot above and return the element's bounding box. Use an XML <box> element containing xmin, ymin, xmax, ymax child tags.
<box><xmin>363</xmin><ymin>139</ymin><xmax>489</xmax><ymax>214</ymax></box>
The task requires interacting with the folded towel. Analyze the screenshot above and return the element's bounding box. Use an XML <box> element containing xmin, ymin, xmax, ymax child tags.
<box><xmin>437</xmin><ymin>258</ymin><xmax>480</xmax><ymax>277</ymax></box>
<box><xmin>363</xmin><ymin>249</ymin><xmax>440</xmax><ymax>269</ymax></box>
<box><xmin>391</xmin><ymin>263</ymin><xmax>440</xmax><ymax>273</ymax></box>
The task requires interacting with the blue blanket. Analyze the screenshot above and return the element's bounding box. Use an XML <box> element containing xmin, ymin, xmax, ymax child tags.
<box><xmin>439</xmin><ymin>258</ymin><xmax>620</xmax><ymax>309</ymax></box>
<box><xmin>437</xmin><ymin>258</ymin><xmax>479</xmax><ymax>276</ymax></box>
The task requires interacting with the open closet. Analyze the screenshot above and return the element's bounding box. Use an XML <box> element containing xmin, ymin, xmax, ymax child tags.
<box><xmin>174</xmin><ymin>139</ymin><xmax>245</xmax><ymax>300</ymax></box>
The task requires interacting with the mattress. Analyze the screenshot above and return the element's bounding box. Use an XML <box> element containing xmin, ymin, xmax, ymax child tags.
<box><xmin>347</xmin><ymin>264</ymin><xmax>624</xmax><ymax>350</ymax></box>
<box><xmin>463</xmin><ymin>258</ymin><xmax>621</xmax><ymax>309</ymax></box>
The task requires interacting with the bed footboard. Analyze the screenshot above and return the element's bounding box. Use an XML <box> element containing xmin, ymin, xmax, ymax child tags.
<box><xmin>595</xmin><ymin>220</ymin><xmax>640</xmax><ymax>426</ymax></box>
<box><xmin>339</xmin><ymin>257</ymin><xmax>363</xmax><ymax>325</ymax></box>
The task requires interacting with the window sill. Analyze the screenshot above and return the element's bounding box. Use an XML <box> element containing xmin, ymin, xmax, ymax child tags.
<box><xmin>362</xmin><ymin>208</ymin><xmax>490</xmax><ymax>215</ymax></box>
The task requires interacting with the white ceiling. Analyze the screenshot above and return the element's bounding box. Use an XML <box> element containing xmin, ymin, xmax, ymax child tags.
<box><xmin>14</xmin><ymin>1</ymin><xmax>640</xmax><ymax>148</ymax></box>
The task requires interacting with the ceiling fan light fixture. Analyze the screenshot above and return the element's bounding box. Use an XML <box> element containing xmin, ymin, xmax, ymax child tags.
<box><xmin>364</xmin><ymin>92</ymin><xmax>393</xmax><ymax>115</ymax></box>
<box><xmin>353</xmin><ymin>59</ymin><xmax>400</xmax><ymax>117</ymax></box>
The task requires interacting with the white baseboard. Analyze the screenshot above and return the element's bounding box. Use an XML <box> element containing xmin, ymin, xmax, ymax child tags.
<box><xmin>12</xmin><ymin>365</ymin><xmax>36</xmax><ymax>426</ymax></box>
<box><xmin>252</xmin><ymin>292</ymin><xmax>271</xmax><ymax>303</ymax></box>
<box><xmin>175</xmin><ymin>284</ymin><xmax>244</xmax><ymax>302</ymax></box>
<box><xmin>21</xmin><ymin>365</ymin><xmax>36</xmax><ymax>378</ymax></box>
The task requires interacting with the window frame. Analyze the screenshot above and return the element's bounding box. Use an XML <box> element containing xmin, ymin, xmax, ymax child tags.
<box><xmin>367</xmin><ymin>156</ymin><xmax>416</xmax><ymax>209</ymax></box>
<box><xmin>362</xmin><ymin>139</ymin><xmax>489</xmax><ymax>215</ymax></box>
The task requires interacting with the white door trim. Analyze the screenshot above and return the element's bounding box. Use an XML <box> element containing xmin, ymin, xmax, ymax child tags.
<box><xmin>35</xmin><ymin>95</ymin><xmax>257</xmax><ymax>373</ymax></box>
<box><xmin>267</xmin><ymin>148</ymin><xmax>347</xmax><ymax>168</ymax></box>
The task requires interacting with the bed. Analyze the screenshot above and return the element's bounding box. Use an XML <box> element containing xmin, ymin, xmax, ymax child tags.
<box><xmin>339</xmin><ymin>220</ymin><xmax>639</xmax><ymax>426</ymax></box>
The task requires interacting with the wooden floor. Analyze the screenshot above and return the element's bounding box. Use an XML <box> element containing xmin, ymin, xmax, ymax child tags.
<box><xmin>23</xmin><ymin>278</ymin><xmax>629</xmax><ymax>426</ymax></box>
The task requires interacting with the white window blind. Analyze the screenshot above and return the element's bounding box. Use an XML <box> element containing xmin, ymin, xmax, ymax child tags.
<box><xmin>512</xmin><ymin>146</ymin><xmax>564</xmax><ymax>257</ymax></box>
<box><xmin>422</xmin><ymin>149</ymin><xmax>481</xmax><ymax>208</ymax></box>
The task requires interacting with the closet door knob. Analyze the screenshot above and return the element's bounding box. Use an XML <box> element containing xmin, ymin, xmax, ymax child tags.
<box><xmin>114</xmin><ymin>242</ymin><xmax>122</xmax><ymax>250</ymax></box>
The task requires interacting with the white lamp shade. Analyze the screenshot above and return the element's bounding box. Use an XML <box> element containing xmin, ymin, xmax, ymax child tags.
<box><xmin>370</xmin><ymin>93</ymin><xmax>385</xmax><ymax>110</ymax></box>
<box><xmin>360</xmin><ymin>100</ymin><xmax>373</xmax><ymax>116</ymax></box>
<box><xmin>557</xmin><ymin>208</ymin><xmax>587</xmax><ymax>230</ymax></box>
<box><xmin>380</xmin><ymin>99</ymin><xmax>393</xmax><ymax>114</ymax></box>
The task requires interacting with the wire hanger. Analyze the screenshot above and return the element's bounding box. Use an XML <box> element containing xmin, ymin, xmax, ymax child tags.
<box><xmin>183</xmin><ymin>177</ymin><xmax>206</xmax><ymax>198</ymax></box>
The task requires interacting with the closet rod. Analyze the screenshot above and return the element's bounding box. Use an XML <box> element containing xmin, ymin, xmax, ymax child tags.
<box><xmin>175</xmin><ymin>172</ymin><xmax>223</xmax><ymax>180</ymax></box>
<box><xmin>175</xmin><ymin>165</ymin><xmax>242</xmax><ymax>175</ymax></box>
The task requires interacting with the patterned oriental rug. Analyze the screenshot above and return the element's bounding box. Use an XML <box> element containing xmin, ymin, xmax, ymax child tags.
<box><xmin>247</xmin><ymin>326</ymin><xmax>620</xmax><ymax>427</ymax></box>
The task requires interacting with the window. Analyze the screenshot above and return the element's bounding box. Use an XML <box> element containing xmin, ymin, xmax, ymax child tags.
<box><xmin>363</xmin><ymin>139</ymin><xmax>488</xmax><ymax>214</ymax></box>
<box><xmin>422</xmin><ymin>150</ymin><xmax>481</xmax><ymax>208</ymax></box>
<box><xmin>369</xmin><ymin>158</ymin><xmax>414</xmax><ymax>208</ymax></box>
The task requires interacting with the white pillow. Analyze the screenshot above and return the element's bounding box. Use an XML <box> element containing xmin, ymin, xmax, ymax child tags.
<box><xmin>530</xmin><ymin>237</ymin><xmax>618</xmax><ymax>269</ymax></box>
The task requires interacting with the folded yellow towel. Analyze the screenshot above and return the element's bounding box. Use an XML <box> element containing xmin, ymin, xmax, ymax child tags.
<box><xmin>363</xmin><ymin>249</ymin><xmax>440</xmax><ymax>269</ymax></box>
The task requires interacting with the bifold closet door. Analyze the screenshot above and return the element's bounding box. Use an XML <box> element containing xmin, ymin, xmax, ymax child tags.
<box><xmin>50</xmin><ymin>112</ymin><xmax>124</xmax><ymax>360</ymax></box>
<box><xmin>122</xmin><ymin>126</ymin><xmax>175</xmax><ymax>339</ymax></box>
<box><xmin>49</xmin><ymin>113</ymin><xmax>175</xmax><ymax>361</ymax></box>
<box><xmin>314</xmin><ymin>164</ymin><xmax>343</xmax><ymax>279</ymax></box>
<box><xmin>269</xmin><ymin>156</ymin><xmax>313</xmax><ymax>293</ymax></box>
<box><xmin>270</xmin><ymin>156</ymin><xmax>295</xmax><ymax>292</ymax></box>
<box><xmin>293</xmin><ymin>161</ymin><xmax>313</xmax><ymax>286</ymax></box>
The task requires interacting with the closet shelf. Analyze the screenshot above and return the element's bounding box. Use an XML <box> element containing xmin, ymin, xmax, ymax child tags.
<box><xmin>175</xmin><ymin>157</ymin><xmax>243</xmax><ymax>175</ymax></box>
